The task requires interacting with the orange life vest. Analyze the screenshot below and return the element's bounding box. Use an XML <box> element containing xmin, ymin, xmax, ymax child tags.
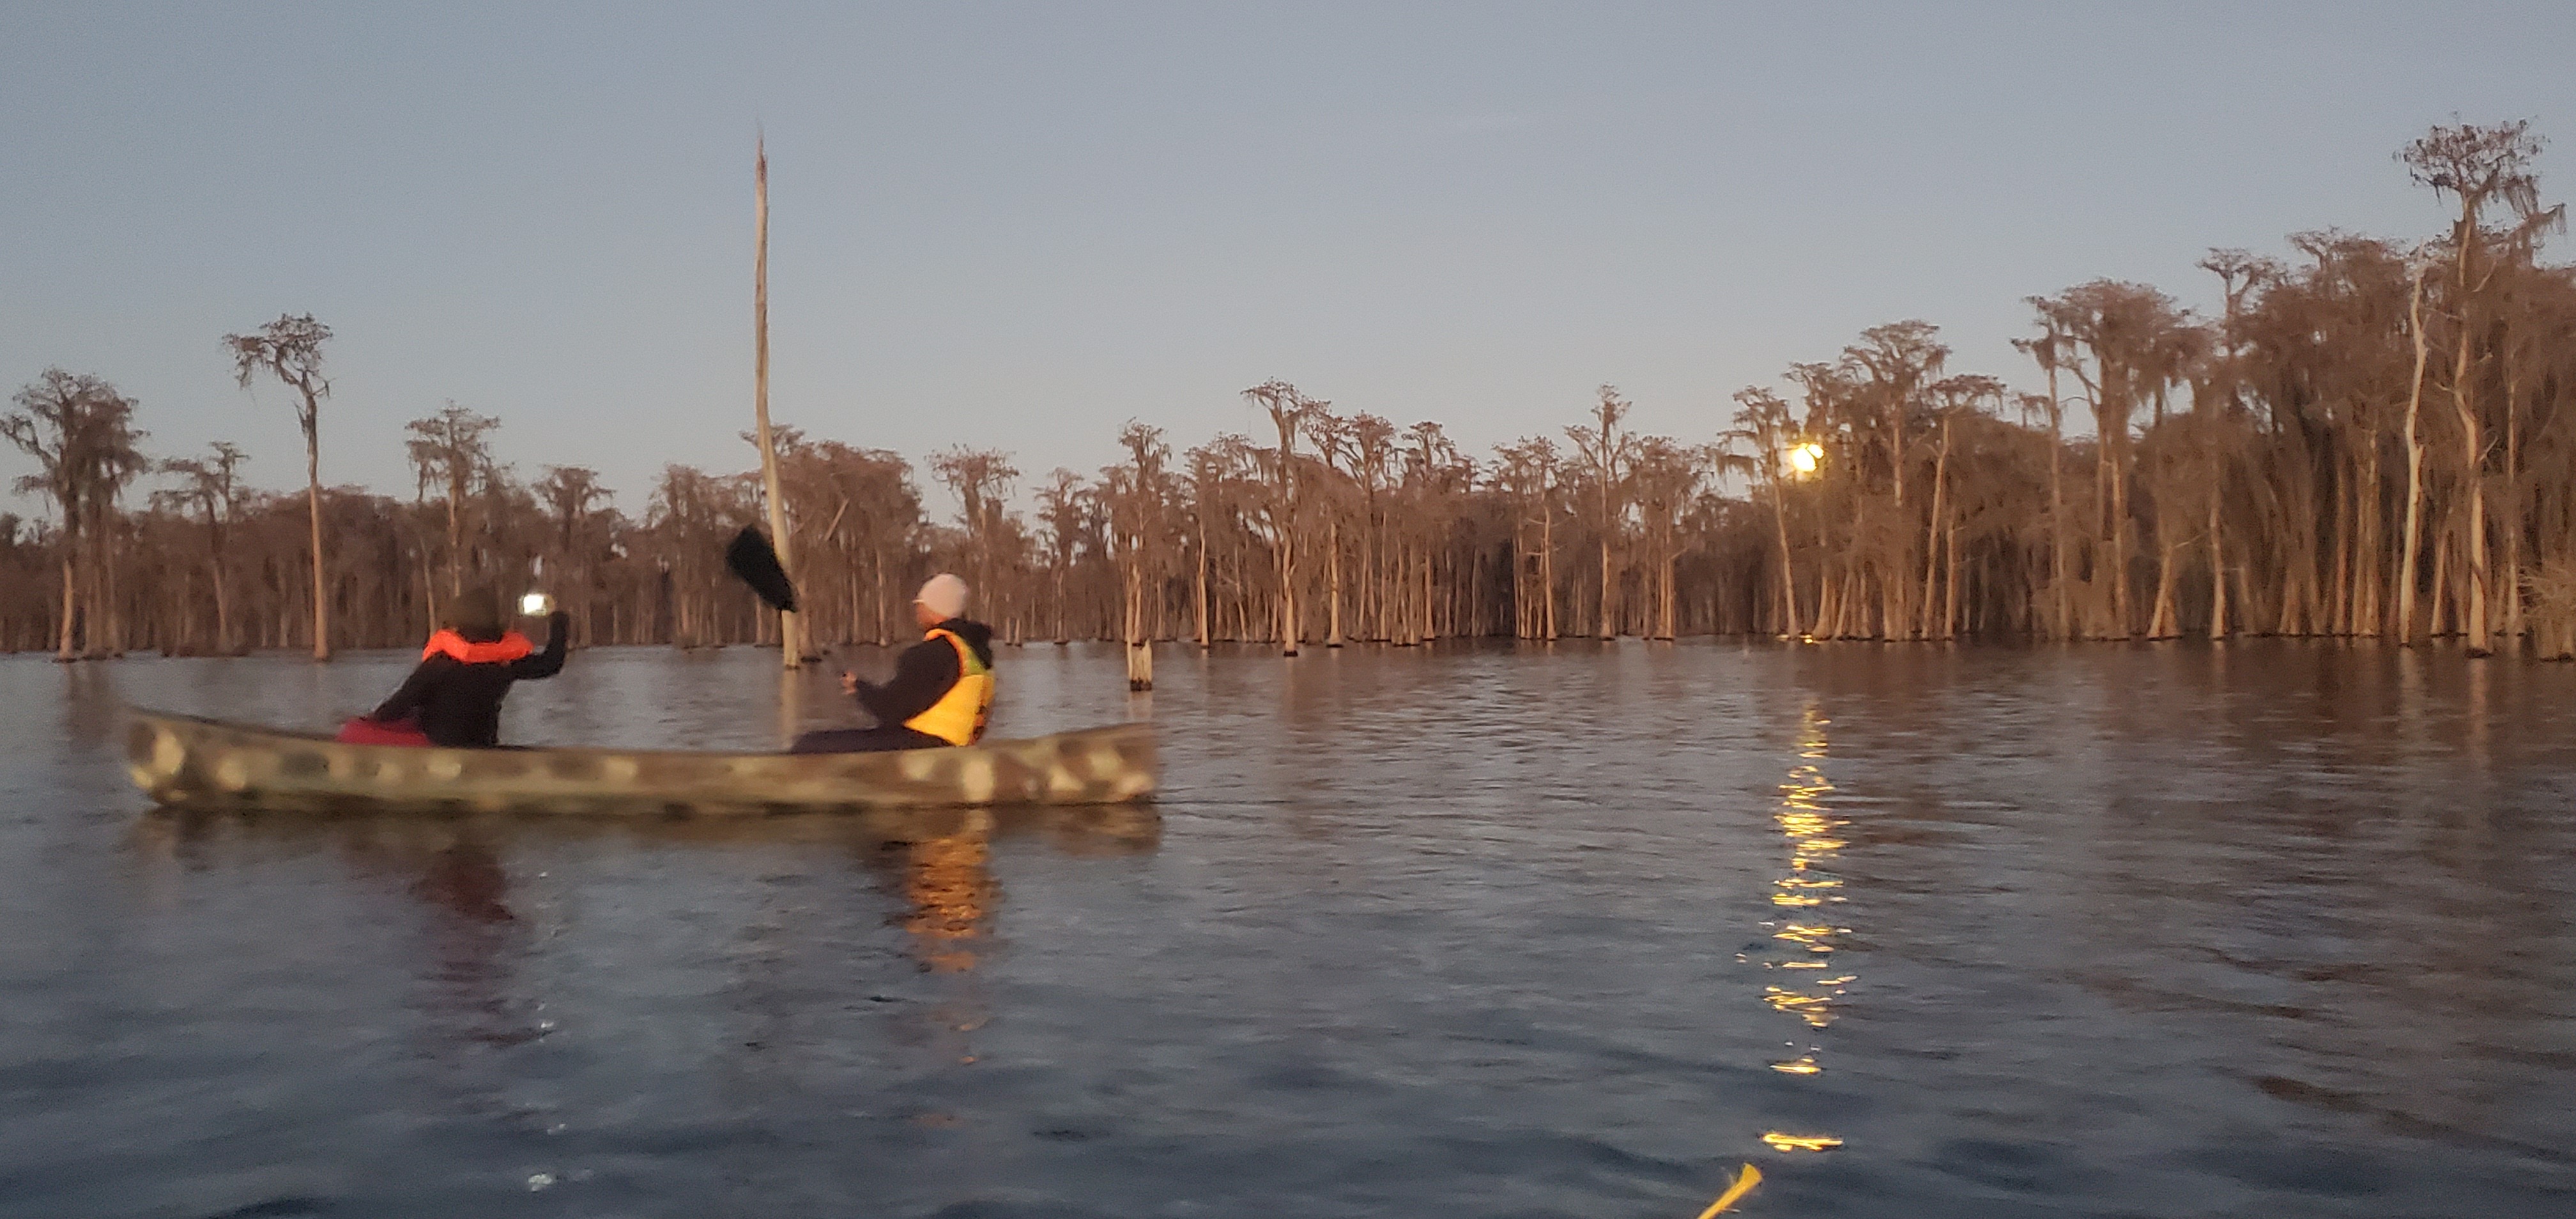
<box><xmin>422</xmin><ymin>629</ymin><xmax>533</xmax><ymax>664</ymax></box>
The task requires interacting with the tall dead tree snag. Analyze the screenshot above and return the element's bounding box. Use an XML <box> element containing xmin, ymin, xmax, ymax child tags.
<box><xmin>750</xmin><ymin>138</ymin><xmax>805</xmax><ymax>666</ymax></box>
<box><xmin>224</xmin><ymin>313</ymin><xmax>334</xmax><ymax>660</ymax></box>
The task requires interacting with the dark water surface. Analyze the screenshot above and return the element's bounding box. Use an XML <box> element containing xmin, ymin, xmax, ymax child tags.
<box><xmin>3</xmin><ymin>641</ymin><xmax>2572</xmax><ymax>1218</ymax></box>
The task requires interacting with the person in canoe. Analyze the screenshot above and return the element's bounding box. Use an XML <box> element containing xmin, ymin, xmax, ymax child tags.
<box><xmin>346</xmin><ymin>585</ymin><xmax>572</xmax><ymax>747</ymax></box>
<box><xmin>793</xmin><ymin>572</ymin><xmax>995</xmax><ymax>753</ymax></box>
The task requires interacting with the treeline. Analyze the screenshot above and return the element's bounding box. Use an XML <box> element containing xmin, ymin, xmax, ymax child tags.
<box><xmin>9</xmin><ymin>120</ymin><xmax>2576</xmax><ymax>663</ymax></box>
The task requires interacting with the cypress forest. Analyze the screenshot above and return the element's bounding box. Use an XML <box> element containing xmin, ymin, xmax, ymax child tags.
<box><xmin>10</xmin><ymin>120</ymin><xmax>2576</xmax><ymax>664</ymax></box>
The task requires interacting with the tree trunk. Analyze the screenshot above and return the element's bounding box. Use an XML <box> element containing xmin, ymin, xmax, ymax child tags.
<box><xmin>2396</xmin><ymin>261</ymin><xmax>2432</xmax><ymax>642</ymax></box>
<box><xmin>1659</xmin><ymin>540</ymin><xmax>1676</xmax><ymax>640</ymax></box>
<box><xmin>1422</xmin><ymin>538</ymin><xmax>1437</xmax><ymax>642</ymax></box>
<box><xmin>1919</xmin><ymin>418</ymin><xmax>1951</xmax><ymax>640</ymax></box>
<box><xmin>1770</xmin><ymin>482</ymin><xmax>1800</xmax><ymax>636</ymax></box>
<box><xmin>751</xmin><ymin>140</ymin><xmax>802</xmax><ymax>669</ymax></box>
<box><xmin>55</xmin><ymin>544</ymin><xmax>77</xmax><ymax>661</ymax></box>
<box><xmin>2329</xmin><ymin>463</ymin><xmax>2354</xmax><ymax>634</ymax></box>
<box><xmin>213</xmin><ymin>549</ymin><xmax>233</xmax><ymax>654</ymax></box>
<box><xmin>874</xmin><ymin>556</ymin><xmax>889</xmax><ymax>645</ymax></box>
<box><xmin>305</xmin><ymin>445</ymin><xmax>330</xmax><ymax>661</ymax></box>
<box><xmin>1512</xmin><ymin>512</ymin><xmax>1530</xmax><ymax>639</ymax></box>
<box><xmin>1124</xmin><ymin>545</ymin><xmax>1152</xmax><ymax>690</ymax></box>
<box><xmin>2503</xmin><ymin>369</ymin><xmax>2524</xmax><ymax>648</ymax></box>
<box><xmin>1326</xmin><ymin>518</ymin><xmax>1344</xmax><ymax>647</ymax></box>
<box><xmin>2453</xmin><ymin>330</ymin><xmax>2491</xmax><ymax>656</ymax></box>
<box><xmin>2430</xmin><ymin>519</ymin><xmax>2453</xmax><ymax>636</ymax></box>
<box><xmin>1276</xmin><ymin>528</ymin><xmax>1298</xmax><ymax>656</ymax></box>
<box><xmin>2043</xmin><ymin>371</ymin><xmax>2072</xmax><ymax>640</ymax></box>
<box><xmin>445</xmin><ymin>492</ymin><xmax>463</xmax><ymax>599</ymax></box>
<box><xmin>1597</xmin><ymin>518</ymin><xmax>1615</xmax><ymax>639</ymax></box>
<box><xmin>2106</xmin><ymin>447</ymin><xmax>2132</xmax><ymax>639</ymax></box>
<box><xmin>2206</xmin><ymin>484</ymin><xmax>2228</xmax><ymax>640</ymax></box>
<box><xmin>1538</xmin><ymin>501</ymin><xmax>1556</xmax><ymax>641</ymax></box>
<box><xmin>1195</xmin><ymin>515</ymin><xmax>1211</xmax><ymax>648</ymax></box>
<box><xmin>2354</xmin><ymin>440</ymin><xmax>2381</xmax><ymax>636</ymax></box>
<box><xmin>100</xmin><ymin>509</ymin><xmax>123</xmax><ymax>656</ymax></box>
<box><xmin>420</xmin><ymin>542</ymin><xmax>438</xmax><ymax>638</ymax></box>
<box><xmin>1942</xmin><ymin>519</ymin><xmax>1961</xmax><ymax>640</ymax></box>
<box><xmin>2149</xmin><ymin>540</ymin><xmax>2181</xmax><ymax>638</ymax></box>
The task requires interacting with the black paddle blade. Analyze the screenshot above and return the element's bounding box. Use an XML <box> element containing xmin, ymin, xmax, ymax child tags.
<box><xmin>725</xmin><ymin>525</ymin><xmax>798</xmax><ymax>612</ymax></box>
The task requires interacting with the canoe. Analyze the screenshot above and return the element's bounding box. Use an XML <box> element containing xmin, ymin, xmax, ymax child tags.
<box><xmin>125</xmin><ymin>709</ymin><xmax>1156</xmax><ymax>815</ymax></box>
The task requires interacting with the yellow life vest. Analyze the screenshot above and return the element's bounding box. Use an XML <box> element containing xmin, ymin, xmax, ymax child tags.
<box><xmin>903</xmin><ymin>627</ymin><xmax>995</xmax><ymax>746</ymax></box>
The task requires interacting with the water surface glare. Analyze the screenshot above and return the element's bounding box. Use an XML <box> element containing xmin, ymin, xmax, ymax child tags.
<box><xmin>3</xmin><ymin>641</ymin><xmax>2572</xmax><ymax>1218</ymax></box>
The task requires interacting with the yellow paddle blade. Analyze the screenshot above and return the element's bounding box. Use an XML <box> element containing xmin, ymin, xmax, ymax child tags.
<box><xmin>1761</xmin><ymin>1132</ymin><xmax>1844</xmax><ymax>1152</ymax></box>
<box><xmin>1694</xmin><ymin>1163</ymin><xmax>1763</xmax><ymax>1217</ymax></box>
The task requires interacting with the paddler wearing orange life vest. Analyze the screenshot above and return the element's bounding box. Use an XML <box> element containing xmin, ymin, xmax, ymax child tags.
<box><xmin>353</xmin><ymin>585</ymin><xmax>571</xmax><ymax>747</ymax></box>
<box><xmin>792</xmin><ymin>573</ymin><xmax>995</xmax><ymax>754</ymax></box>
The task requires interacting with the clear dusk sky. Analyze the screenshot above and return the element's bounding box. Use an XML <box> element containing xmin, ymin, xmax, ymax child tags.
<box><xmin>4</xmin><ymin>2</ymin><xmax>2573</xmax><ymax>519</ymax></box>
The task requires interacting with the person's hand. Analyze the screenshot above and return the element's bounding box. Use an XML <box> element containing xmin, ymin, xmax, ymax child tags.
<box><xmin>839</xmin><ymin>671</ymin><xmax>859</xmax><ymax>696</ymax></box>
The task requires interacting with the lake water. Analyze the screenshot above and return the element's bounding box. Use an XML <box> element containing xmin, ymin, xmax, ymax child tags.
<box><xmin>3</xmin><ymin>641</ymin><xmax>2572</xmax><ymax>1218</ymax></box>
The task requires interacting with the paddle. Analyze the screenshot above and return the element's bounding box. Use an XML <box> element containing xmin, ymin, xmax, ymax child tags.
<box><xmin>725</xmin><ymin>525</ymin><xmax>799</xmax><ymax>613</ymax></box>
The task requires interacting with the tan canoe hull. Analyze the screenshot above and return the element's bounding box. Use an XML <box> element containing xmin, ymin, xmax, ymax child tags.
<box><xmin>125</xmin><ymin>710</ymin><xmax>1157</xmax><ymax>815</ymax></box>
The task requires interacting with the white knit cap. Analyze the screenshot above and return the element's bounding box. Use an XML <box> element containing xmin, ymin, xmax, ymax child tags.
<box><xmin>916</xmin><ymin>572</ymin><xmax>969</xmax><ymax>619</ymax></box>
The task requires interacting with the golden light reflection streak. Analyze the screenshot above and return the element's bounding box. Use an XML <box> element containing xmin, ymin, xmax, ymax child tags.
<box><xmin>1756</xmin><ymin>704</ymin><xmax>1848</xmax><ymax>1156</ymax></box>
<box><xmin>901</xmin><ymin>811</ymin><xmax>997</xmax><ymax>1089</ymax></box>
<box><xmin>903</xmin><ymin>815</ymin><xmax>996</xmax><ymax>976</ymax></box>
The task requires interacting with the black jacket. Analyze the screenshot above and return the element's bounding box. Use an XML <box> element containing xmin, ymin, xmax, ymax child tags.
<box><xmin>852</xmin><ymin>618</ymin><xmax>993</xmax><ymax>728</ymax></box>
<box><xmin>371</xmin><ymin>611</ymin><xmax>571</xmax><ymax>747</ymax></box>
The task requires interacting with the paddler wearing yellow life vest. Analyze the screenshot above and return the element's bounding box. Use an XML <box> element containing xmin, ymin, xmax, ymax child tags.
<box><xmin>792</xmin><ymin>573</ymin><xmax>996</xmax><ymax>754</ymax></box>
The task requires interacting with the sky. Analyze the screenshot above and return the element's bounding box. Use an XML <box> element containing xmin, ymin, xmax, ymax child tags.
<box><xmin>4</xmin><ymin>1</ymin><xmax>2574</xmax><ymax>521</ymax></box>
